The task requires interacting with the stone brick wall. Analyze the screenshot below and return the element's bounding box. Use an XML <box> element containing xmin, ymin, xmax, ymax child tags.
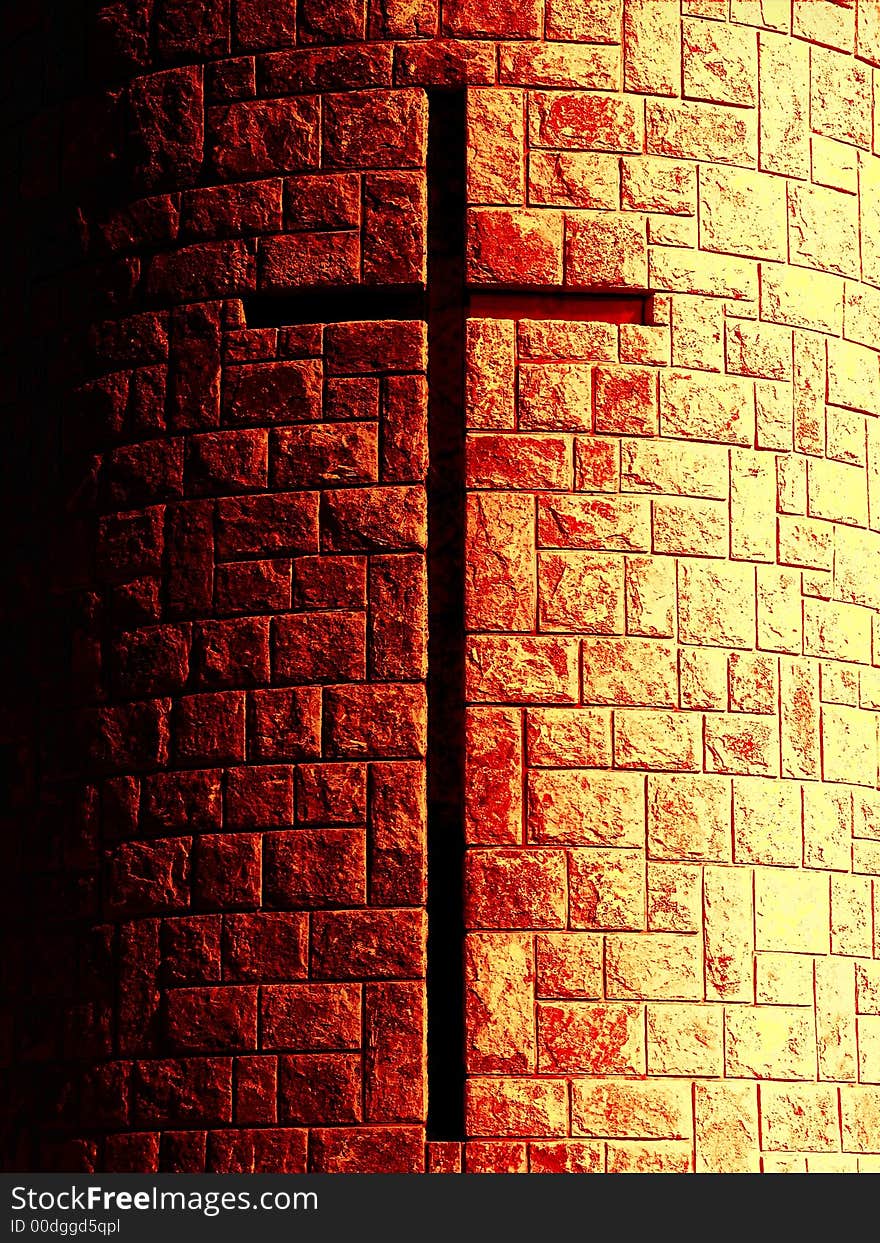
<box><xmin>4</xmin><ymin>4</ymin><xmax>434</xmax><ymax>1174</ymax></box>
<box><xmin>75</xmin><ymin>312</ymin><xmax>428</xmax><ymax>1174</ymax></box>
<box><xmin>5</xmin><ymin>0</ymin><xmax>880</xmax><ymax>1175</ymax></box>
<box><xmin>460</xmin><ymin>0</ymin><xmax>880</xmax><ymax>1174</ymax></box>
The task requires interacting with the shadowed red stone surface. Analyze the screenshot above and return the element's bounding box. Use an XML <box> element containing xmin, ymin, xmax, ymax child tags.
<box><xmin>5</xmin><ymin>0</ymin><xmax>880</xmax><ymax>1179</ymax></box>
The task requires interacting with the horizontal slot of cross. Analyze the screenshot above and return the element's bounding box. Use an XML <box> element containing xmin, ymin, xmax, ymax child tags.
<box><xmin>467</xmin><ymin>290</ymin><xmax>646</xmax><ymax>323</ymax></box>
<box><xmin>244</xmin><ymin>285</ymin><xmax>427</xmax><ymax>327</ymax></box>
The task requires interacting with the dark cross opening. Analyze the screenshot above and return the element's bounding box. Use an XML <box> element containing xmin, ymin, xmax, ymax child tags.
<box><xmin>243</xmin><ymin>88</ymin><xmax>648</xmax><ymax>1144</ymax></box>
<box><xmin>245</xmin><ymin>285</ymin><xmax>426</xmax><ymax>326</ymax></box>
<box><xmin>425</xmin><ymin>88</ymin><xmax>467</xmax><ymax>1142</ymax></box>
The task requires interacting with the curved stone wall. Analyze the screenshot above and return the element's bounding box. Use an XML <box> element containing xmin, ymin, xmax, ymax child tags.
<box><xmin>461</xmin><ymin>0</ymin><xmax>880</xmax><ymax>1174</ymax></box>
<box><xmin>4</xmin><ymin>0</ymin><xmax>880</xmax><ymax>1175</ymax></box>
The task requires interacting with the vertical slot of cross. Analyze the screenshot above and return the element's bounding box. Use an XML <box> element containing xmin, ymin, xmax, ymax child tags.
<box><xmin>426</xmin><ymin>88</ymin><xmax>468</xmax><ymax>1142</ymax></box>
